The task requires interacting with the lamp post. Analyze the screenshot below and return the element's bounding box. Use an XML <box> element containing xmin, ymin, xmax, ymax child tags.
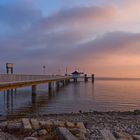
<box><xmin>43</xmin><ymin>65</ymin><xmax>46</xmax><ymax>75</ymax></box>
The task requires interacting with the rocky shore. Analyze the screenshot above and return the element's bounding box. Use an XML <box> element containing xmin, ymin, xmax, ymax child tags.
<box><xmin>0</xmin><ymin>110</ymin><xmax>140</xmax><ymax>140</ymax></box>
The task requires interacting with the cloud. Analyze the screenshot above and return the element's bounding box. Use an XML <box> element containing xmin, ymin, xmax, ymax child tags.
<box><xmin>0</xmin><ymin>1</ymin><xmax>42</xmax><ymax>37</ymax></box>
<box><xmin>1</xmin><ymin>0</ymin><xmax>140</xmax><ymax>77</ymax></box>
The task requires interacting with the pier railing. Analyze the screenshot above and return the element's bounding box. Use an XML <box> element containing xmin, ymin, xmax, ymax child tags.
<box><xmin>0</xmin><ymin>74</ymin><xmax>68</xmax><ymax>83</ymax></box>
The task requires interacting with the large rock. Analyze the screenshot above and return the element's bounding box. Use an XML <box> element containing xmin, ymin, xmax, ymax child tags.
<box><xmin>57</xmin><ymin>127</ymin><xmax>78</xmax><ymax>140</ymax></box>
<box><xmin>133</xmin><ymin>135</ymin><xmax>140</xmax><ymax>140</ymax></box>
<box><xmin>31</xmin><ymin>131</ymin><xmax>38</xmax><ymax>137</ymax></box>
<box><xmin>0</xmin><ymin>122</ymin><xmax>8</xmax><ymax>130</ymax></box>
<box><xmin>39</xmin><ymin>120</ymin><xmax>53</xmax><ymax>128</ymax></box>
<box><xmin>77</xmin><ymin>122</ymin><xmax>87</xmax><ymax>134</ymax></box>
<box><xmin>7</xmin><ymin>122</ymin><xmax>22</xmax><ymax>130</ymax></box>
<box><xmin>23</xmin><ymin>137</ymin><xmax>37</xmax><ymax>140</ymax></box>
<box><xmin>114</xmin><ymin>132</ymin><xmax>133</xmax><ymax>140</ymax></box>
<box><xmin>30</xmin><ymin>119</ymin><xmax>40</xmax><ymax>130</ymax></box>
<box><xmin>22</xmin><ymin>118</ymin><xmax>32</xmax><ymax>131</ymax></box>
<box><xmin>69</xmin><ymin>128</ymin><xmax>81</xmax><ymax>135</ymax></box>
<box><xmin>53</xmin><ymin>120</ymin><xmax>65</xmax><ymax>127</ymax></box>
<box><xmin>66</xmin><ymin>122</ymin><xmax>75</xmax><ymax>128</ymax></box>
<box><xmin>100</xmin><ymin>130</ymin><xmax>116</xmax><ymax>140</ymax></box>
<box><xmin>38</xmin><ymin>129</ymin><xmax>48</xmax><ymax>136</ymax></box>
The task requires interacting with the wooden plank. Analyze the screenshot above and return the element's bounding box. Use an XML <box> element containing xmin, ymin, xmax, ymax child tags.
<box><xmin>100</xmin><ymin>130</ymin><xmax>116</xmax><ymax>140</ymax></box>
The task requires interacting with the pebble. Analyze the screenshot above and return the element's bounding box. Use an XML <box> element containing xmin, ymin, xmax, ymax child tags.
<box><xmin>31</xmin><ymin>131</ymin><xmax>38</xmax><ymax>137</ymax></box>
<box><xmin>0</xmin><ymin>112</ymin><xmax>139</xmax><ymax>140</ymax></box>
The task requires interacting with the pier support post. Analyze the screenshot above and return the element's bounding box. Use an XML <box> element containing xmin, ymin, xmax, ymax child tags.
<box><xmin>48</xmin><ymin>82</ymin><xmax>52</xmax><ymax>91</ymax></box>
<box><xmin>66</xmin><ymin>79</ymin><xmax>69</xmax><ymax>84</ymax></box>
<box><xmin>32</xmin><ymin>85</ymin><xmax>37</xmax><ymax>95</ymax></box>
<box><xmin>92</xmin><ymin>74</ymin><xmax>95</xmax><ymax>83</ymax></box>
<box><xmin>56</xmin><ymin>81</ymin><xmax>60</xmax><ymax>89</ymax></box>
<box><xmin>74</xmin><ymin>78</ymin><xmax>77</xmax><ymax>82</ymax></box>
<box><xmin>84</xmin><ymin>74</ymin><xmax>88</xmax><ymax>82</ymax></box>
<box><xmin>62</xmin><ymin>80</ymin><xmax>65</xmax><ymax>86</ymax></box>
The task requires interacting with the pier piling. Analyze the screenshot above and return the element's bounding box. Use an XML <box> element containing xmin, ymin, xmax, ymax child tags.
<box><xmin>56</xmin><ymin>81</ymin><xmax>60</xmax><ymax>89</ymax></box>
<box><xmin>32</xmin><ymin>85</ymin><xmax>37</xmax><ymax>95</ymax></box>
<box><xmin>92</xmin><ymin>74</ymin><xmax>95</xmax><ymax>82</ymax></box>
<box><xmin>84</xmin><ymin>74</ymin><xmax>88</xmax><ymax>82</ymax></box>
<box><xmin>48</xmin><ymin>82</ymin><xmax>52</xmax><ymax>91</ymax></box>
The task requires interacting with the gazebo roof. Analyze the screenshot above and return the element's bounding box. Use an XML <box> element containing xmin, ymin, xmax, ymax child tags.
<box><xmin>71</xmin><ymin>71</ymin><xmax>80</xmax><ymax>75</ymax></box>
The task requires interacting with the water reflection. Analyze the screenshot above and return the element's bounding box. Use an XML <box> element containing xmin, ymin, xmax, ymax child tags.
<box><xmin>1</xmin><ymin>84</ymin><xmax>68</xmax><ymax>119</ymax></box>
<box><xmin>1</xmin><ymin>80</ymin><xmax>140</xmax><ymax>119</ymax></box>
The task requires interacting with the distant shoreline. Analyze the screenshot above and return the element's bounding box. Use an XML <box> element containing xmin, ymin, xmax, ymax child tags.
<box><xmin>95</xmin><ymin>77</ymin><xmax>140</xmax><ymax>80</ymax></box>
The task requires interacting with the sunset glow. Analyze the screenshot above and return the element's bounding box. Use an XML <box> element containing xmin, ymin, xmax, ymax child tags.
<box><xmin>0</xmin><ymin>0</ymin><xmax>140</xmax><ymax>77</ymax></box>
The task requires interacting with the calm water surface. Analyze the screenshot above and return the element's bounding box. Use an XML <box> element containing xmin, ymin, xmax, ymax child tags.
<box><xmin>0</xmin><ymin>79</ymin><xmax>140</xmax><ymax>118</ymax></box>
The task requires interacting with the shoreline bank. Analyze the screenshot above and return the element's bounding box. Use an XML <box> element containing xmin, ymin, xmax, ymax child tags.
<box><xmin>0</xmin><ymin>110</ymin><xmax>140</xmax><ymax>139</ymax></box>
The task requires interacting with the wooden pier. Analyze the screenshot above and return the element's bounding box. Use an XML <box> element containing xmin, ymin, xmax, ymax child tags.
<box><xmin>0</xmin><ymin>74</ymin><xmax>71</xmax><ymax>93</ymax></box>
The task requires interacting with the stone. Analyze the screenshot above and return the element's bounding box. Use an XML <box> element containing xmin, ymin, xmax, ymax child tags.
<box><xmin>39</xmin><ymin>120</ymin><xmax>53</xmax><ymax>128</ymax></box>
<box><xmin>133</xmin><ymin>135</ymin><xmax>140</xmax><ymax>140</ymax></box>
<box><xmin>66</xmin><ymin>121</ymin><xmax>75</xmax><ymax>128</ymax></box>
<box><xmin>114</xmin><ymin>132</ymin><xmax>133</xmax><ymax>140</ymax></box>
<box><xmin>80</xmin><ymin>132</ymin><xmax>87</xmax><ymax>140</ymax></box>
<box><xmin>23</xmin><ymin>137</ymin><xmax>37</xmax><ymax>140</ymax></box>
<box><xmin>31</xmin><ymin>131</ymin><xmax>38</xmax><ymax>137</ymax></box>
<box><xmin>7</xmin><ymin>122</ymin><xmax>22</xmax><ymax>130</ymax></box>
<box><xmin>30</xmin><ymin>119</ymin><xmax>40</xmax><ymax>130</ymax></box>
<box><xmin>77</xmin><ymin>122</ymin><xmax>87</xmax><ymax>134</ymax></box>
<box><xmin>22</xmin><ymin>118</ymin><xmax>32</xmax><ymax>131</ymax></box>
<box><xmin>69</xmin><ymin>128</ymin><xmax>81</xmax><ymax>135</ymax></box>
<box><xmin>54</xmin><ymin>121</ymin><xmax>65</xmax><ymax>127</ymax></box>
<box><xmin>38</xmin><ymin>129</ymin><xmax>47</xmax><ymax>136</ymax></box>
<box><xmin>100</xmin><ymin>130</ymin><xmax>116</xmax><ymax>140</ymax></box>
<box><xmin>0</xmin><ymin>122</ymin><xmax>8</xmax><ymax>130</ymax></box>
<box><xmin>0</xmin><ymin>132</ymin><xmax>19</xmax><ymax>140</ymax></box>
<box><xmin>57</xmin><ymin>127</ymin><xmax>78</xmax><ymax>140</ymax></box>
<box><xmin>41</xmin><ymin>135</ymin><xmax>55</xmax><ymax>140</ymax></box>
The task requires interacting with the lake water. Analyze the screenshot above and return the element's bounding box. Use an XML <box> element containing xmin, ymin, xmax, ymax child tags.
<box><xmin>1</xmin><ymin>79</ymin><xmax>140</xmax><ymax>119</ymax></box>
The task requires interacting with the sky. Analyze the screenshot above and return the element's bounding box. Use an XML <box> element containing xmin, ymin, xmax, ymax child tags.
<box><xmin>0</xmin><ymin>0</ymin><xmax>140</xmax><ymax>77</ymax></box>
